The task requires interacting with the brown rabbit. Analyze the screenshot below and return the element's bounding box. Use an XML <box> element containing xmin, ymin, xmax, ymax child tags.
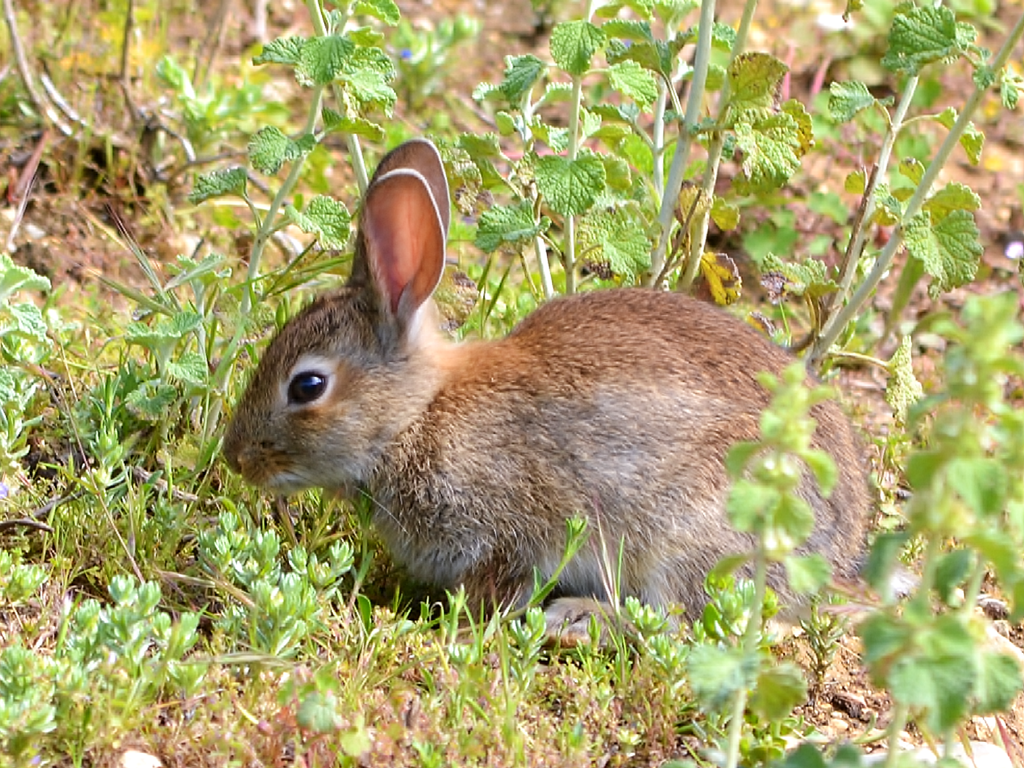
<box><xmin>222</xmin><ymin>138</ymin><xmax>870</xmax><ymax>631</ymax></box>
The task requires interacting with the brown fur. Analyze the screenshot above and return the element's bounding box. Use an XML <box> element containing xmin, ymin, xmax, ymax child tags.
<box><xmin>222</xmin><ymin>139</ymin><xmax>870</xmax><ymax>621</ymax></box>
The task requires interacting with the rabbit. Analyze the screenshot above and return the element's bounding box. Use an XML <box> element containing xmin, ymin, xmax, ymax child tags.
<box><xmin>222</xmin><ymin>138</ymin><xmax>871</xmax><ymax>635</ymax></box>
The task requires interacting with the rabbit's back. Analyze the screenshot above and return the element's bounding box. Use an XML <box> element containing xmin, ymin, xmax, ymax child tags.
<box><xmin>369</xmin><ymin>288</ymin><xmax>869</xmax><ymax>615</ymax></box>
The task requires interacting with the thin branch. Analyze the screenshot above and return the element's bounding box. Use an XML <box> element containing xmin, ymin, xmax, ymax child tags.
<box><xmin>2</xmin><ymin>0</ymin><xmax>73</xmax><ymax>135</ymax></box>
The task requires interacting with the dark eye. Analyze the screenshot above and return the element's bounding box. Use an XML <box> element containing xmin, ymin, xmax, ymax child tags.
<box><xmin>287</xmin><ymin>371</ymin><xmax>328</xmax><ymax>405</ymax></box>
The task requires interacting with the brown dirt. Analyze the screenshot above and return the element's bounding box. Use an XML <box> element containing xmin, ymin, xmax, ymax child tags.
<box><xmin>3</xmin><ymin>0</ymin><xmax>1024</xmax><ymax>757</ymax></box>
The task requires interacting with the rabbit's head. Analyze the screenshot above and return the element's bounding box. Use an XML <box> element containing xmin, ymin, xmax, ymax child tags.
<box><xmin>222</xmin><ymin>139</ymin><xmax>452</xmax><ymax>496</ymax></box>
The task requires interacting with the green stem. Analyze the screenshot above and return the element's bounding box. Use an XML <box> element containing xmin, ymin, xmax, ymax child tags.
<box><xmin>809</xmin><ymin>9</ymin><xmax>1024</xmax><ymax>366</ymax></box>
<box><xmin>564</xmin><ymin>72</ymin><xmax>584</xmax><ymax>295</ymax></box>
<box><xmin>884</xmin><ymin>703</ymin><xmax>911</xmax><ymax>768</ymax></box>
<box><xmin>647</xmin><ymin>0</ymin><xmax>716</xmax><ymax>286</ymax></box>
<box><xmin>724</xmin><ymin>548</ymin><xmax>768</xmax><ymax>768</ymax></box>
<box><xmin>653</xmin><ymin>82</ymin><xmax>667</xmax><ymax>199</ymax></box>
<box><xmin>680</xmin><ymin>0</ymin><xmax>757</xmax><ymax>291</ymax></box>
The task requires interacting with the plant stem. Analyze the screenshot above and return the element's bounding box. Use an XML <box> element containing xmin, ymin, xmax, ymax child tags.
<box><xmin>724</xmin><ymin>548</ymin><xmax>768</xmax><ymax>768</ymax></box>
<box><xmin>564</xmin><ymin>73</ymin><xmax>584</xmax><ymax>295</ymax></box>
<box><xmin>680</xmin><ymin>0</ymin><xmax>758</xmax><ymax>291</ymax></box>
<box><xmin>653</xmin><ymin>82</ymin><xmax>667</xmax><ymax>199</ymax></box>
<box><xmin>647</xmin><ymin>0</ymin><xmax>716</xmax><ymax>286</ymax></box>
<box><xmin>809</xmin><ymin>9</ymin><xmax>1024</xmax><ymax>366</ymax></box>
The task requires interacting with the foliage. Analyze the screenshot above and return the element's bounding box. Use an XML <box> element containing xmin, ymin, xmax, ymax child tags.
<box><xmin>2</xmin><ymin>0</ymin><xmax>1024</xmax><ymax>764</ymax></box>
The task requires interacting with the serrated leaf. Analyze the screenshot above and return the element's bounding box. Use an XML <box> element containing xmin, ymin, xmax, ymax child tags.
<box><xmin>845</xmin><ymin>169</ymin><xmax>866</xmax><ymax>194</ymax></box>
<box><xmin>353</xmin><ymin>0</ymin><xmax>399</xmax><ymax>25</ymax></box>
<box><xmin>828</xmin><ymin>81</ymin><xmax>875</xmax><ymax>123</ymax></box>
<box><xmin>125</xmin><ymin>381</ymin><xmax>178</xmax><ymax>420</ymax></box>
<box><xmin>126</xmin><ymin>312</ymin><xmax>202</xmax><ymax>346</ymax></box>
<box><xmin>535</xmin><ymin>152</ymin><xmax>606</xmax><ymax>216</ymax></box>
<box><xmin>882</xmin><ymin>5</ymin><xmax>974</xmax><ymax>75</ymax></box>
<box><xmin>607</xmin><ymin>60</ymin><xmax>658</xmax><ymax>109</ymax></box>
<box><xmin>0</xmin><ymin>254</ymin><xmax>51</xmax><ymax>301</ymax></box>
<box><xmin>934</xmin><ymin>107</ymin><xmax>984</xmax><ymax>164</ymax></box>
<box><xmin>710</xmin><ymin>197</ymin><xmax>740</xmax><ymax>231</ymax></box>
<box><xmin>339</xmin><ymin>47</ymin><xmax>397</xmax><ymax>113</ymax></box>
<box><xmin>679</xmin><ymin>21</ymin><xmax>737</xmax><ymax>52</ymax></box>
<box><xmin>760</xmin><ymin>253</ymin><xmax>838</xmax><ymax>301</ymax></box>
<box><xmin>903</xmin><ymin>210</ymin><xmax>981</xmax><ymax>297</ymax></box>
<box><xmin>166</xmin><ymin>351</ymin><xmax>209</xmax><ymax>386</ymax></box>
<box><xmin>189</xmin><ymin>167</ymin><xmax>247</xmax><ymax>204</ymax></box>
<box><xmin>885</xmin><ymin>337</ymin><xmax>922</xmax><ymax>426</ymax></box>
<box><xmin>253</xmin><ymin>36</ymin><xmax>306</xmax><ymax>66</ymax></box>
<box><xmin>922</xmin><ymin>181</ymin><xmax>981</xmax><ymax>221</ymax></box>
<box><xmin>595</xmin><ymin>0</ymin><xmax>655</xmax><ymax>19</ymax></box>
<box><xmin>976</xmin><ymin>650</ymin><xmax>1024</xmax><ymax>713</ymax></box>
<box><xmin>533</xmin><ymin>122</ymin><xmax>570</xmax><ymax>154</ymax></box>
<box><xmin>784</xmin><ymin>554</ymin><xmax>831</xmax><ymax>595</ymax></box>
<box><xmin>286</xmin><ymin>196</ymin><xmax>352</xmax><ymax>250</ymax></box>
<box><xmin>489</xmin><ymin>55</ymin><xmax>546</xmax><ymax>106</ymax></box>
<box><xmin>8</xmin><ymin>302</ymin><xmax>48</xmax><ymax>343</ymax></box>
<box><xmin>296</xmin><ymin>35</ymin><xmax>355</xmax><ymax>86</ymax></box>
<box><xmin>474</xmin><ymin>201</ymin><xmax>548</xmax><ymax>253</ymax></box>
<box><xmin>347</xmin><ymin>26</ymin><xmax>384</xmax><ymax>47</ymax></box>
<box><xmin>686</xmin><ymin>644</ymin><xmax>756</xmax><ymax>712</ymax></box>
<box><xmin>782</xmin><ymin>99</ymin><xmax>813</xmax><ymax>156</ymax></box>
<box><xmin>897</xmin><ymin>157</ymin><xmax>924</xmax><ymax>185</ymax></box>
<box><xmin>728</xmin><ymin>52</ymin><xmax>788</xmax><ymax>123</ymax></box>
<box><xmin>889</xmin><ymin>654</ymin><xmax>973</xmax><ymax>733</ymax></box>
<box><xmin>542</xmin><ymin>82</ymin><xmax>574</xmax><ymax>104</ymax></box>
<box><xmin>600</xmin><ymin>19</ymin><xmax>654</xmax><ymax>42</ymax></box>
<box><xmin>948</xmin><ymin>457</ymin><xmax>1008</xmax><ymax>518</ymax></box>
<box><xmin>601</xmin><ymin>154</ymin><xmax>632</xmax><ymax>192</ymax></box>
<box><xmin>550</xmin><ymin>20</ymin><xmax>605</xmax><ymax>77</ymax></box>
<box><xmin>749</xmin><ymin>662</ymin><xmax>807</xmax><ymax>719</ymax></box>
<box><xmin>249</xmin><ymin>126</ymin><xmax>291</xmax><ymax>175</ymax></box>
<box><xmin>321</xmin><ymin>109</ymin><xmax>385</xmax><ymax>141</ymax></box>
<box><xmin>699</xmin><ymin>251</ymin><xmax>741</xmax><ymax>306</ymax></box>
<box><xmin>734</xmin><ymin>113</ymin><xmax>801</xmax><ymax>192</ymax></box>
<box><xmin>578</xmin><ymin>204</ymin><xmax>651</xmax><ymax>279</ymax></box>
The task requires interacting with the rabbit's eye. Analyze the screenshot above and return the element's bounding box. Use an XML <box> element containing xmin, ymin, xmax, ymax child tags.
<box><xmin>288</xmin><ymin>371</ymin><xmax>328</xmax><ymax>405</ymax></box>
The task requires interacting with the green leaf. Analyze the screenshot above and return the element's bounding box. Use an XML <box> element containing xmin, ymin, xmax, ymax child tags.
<box><xmin>321</xmin><ymin>109</ymin><xmax>385</xmax><ymax>141</ymax></box>
<box><xmin>125</xmin><ymin>381</ymin><xmax>178</xmax><ymax>420</ymax></box>
<box><xmin>485</xmin><ymin>55</ymin><xmax>546</xmax><ymax>105</ymax></box>
<box><xmin>885</xmin><ymin>336</ymin><xmax>923</xmax><ymax>425</ymax></box>
<box><xmin>125</xmin><ymin>312</ymin><xmax>203</xmax><ymax>346</ymax></box>
<box><xmin>600</xmin><ymin>19</ymin><xmax>654</xmax><ymax>42</ymax></box>
<box><xmin>608</xmin><ymin>60</ymin><xmax>658</xmax><ymax>109</ymax></box>
<box><xmin>934</xmin><ymin>107</ymin><xmax>984</xmax><ymax>165</ymax></box>
<box><xmin>734</xmin><ymin>113</ymin><xmax>801</xmax><ymax>192</ymax></box>
<box><xmin>889</xmin><ymin>654</ymin><xmax>973</xmax><ymax>733</ymax></box>
<box><xmin>595</xmin><ymin>0</ymin><xmax>655</xmax><ymax>20</ymax></box>
<box><xmin>297</xmin><ymin>691</ymin><xmax>341</xmax><ymax>733</ymax></box>
<box><xmin>710</xmin><ymin>197</ymin><xmax>740</xmax><ymax>231</ymax></box>
<box><xmin>253</xmin><ymin>36</ymin><xmax>305</xmax><ymax>66</ymax></box>
<box><xmin>760</xmin><ymin>253</ymin><xmax>838</xmax><ymax>301</ymax></box>
<box><xmin>296</xmin><ymin>35</ymin><xmax>355</xmax><ymax>86</ymax></box>
<box><xmin>353</xmin><ymin>0</ymin><xmax>399</xmax><ymax>25</ymax></box>
<box><xmin>922</xmin><ymin>182</ymin><xmax>981</xmax><ymax>221</ymax></box>
<box><xmin>882</xmin><ymin>5</ymin><xmax>975</xmax><ymax>75</ymax></box>
<box><xmin>932</xmin><ymin>549</ymin><xmax>972</xmax><ymax>604</ymax></box>
<box><xmin>686</xmin><ymin>644</ymin><xmax>756</xmax><ymax>712</ymax></box>
<box><xmin>862</xmin><ymin>531</ymin><xmax>910</xmax><ymax>597</ymax></box>
<box><xmin>550</xmin><ymin>20</ymin><xmax>606</xmax><ymax>77</ymax></box>
<box><xmin>578</xmin><ymin>204</ymin><xmax>651</xmax><ymax>278</ymax></box>
<box><xmin>249</xmin><ymin>126</ymin><xmax>291</xmax><ymax>175</ymax></box>
<box><xmin>0</xmin><ymin>254</ymin><xmax>50</xmax><ymax>301</ymax></box>
<box><xmin>749</xmin><ymin>662</ymin><xmax>807</xmax><ymax>720</ymax></box>
<box><xmin>535</xmin><ymin>152</ymin><xmax>606</xmax><ymax>216</ymax></box>
<box><xmin>189</xmin><ymin>167</ymin><xmax>247</xmax><ymax>204</ymax></box>
<box><xmin>8</xmin><ymin>303</ymin><xmax>48</xmax><ymax>343</ymax></box>
<box><xmin>897</xmin><ymin>157</ymin><xmax>925</xmax><ymax>185</ymax></box>
<box><xmin>828</xmin><ymin>81</ymin><xmax>875</xmax><ymax>123</ymax></box>
<box><xmin>338</xmin><ymin>47</ymin><xmax>397</xmax><ymax>113</ymax></box>
<box><xmin>784</xmin><ymin>554</ymin><xmax>832</xmax><ymax>595</ymax></box>
<box><xmin>975</xmin><ymin>650</ymin><xmax>1024</xmax><ymax>714</ymax></box>
<box><xmin>845</xmin><ymin>169</ymin><xmax>866</xmax><ymax>194</ymax></box>
<box><xmin>285</xmin><ymin>196</ymin><xmax>353</xmax><ymax>250</ymax></box>
<box><xmin>947</xmin><ymin>457</ymin><xmax>1008</xmax><ymax>518</ymax></box>
<box><xmin>166</xmin><ymin>351</ymin><xmax>209</xmax><ymax>387</ymax></box>
<box><xmin>474</xmin><ymin>201</ymin><xmax>548</xmax><ymax>253</ymax></box>
<box><xmin>727</xmin><ymin>478</ymin><xmax>778</xmax><ymax>532</ymax></box>
<box><xmin>727</xmin><ymin>52</ymin><xmax>788</xmax><ymax>123</ymax></box>
<box><xmin>903</xmin><ymin>210</ymin><xmax>982</xmax><ymax>297</ymax></box>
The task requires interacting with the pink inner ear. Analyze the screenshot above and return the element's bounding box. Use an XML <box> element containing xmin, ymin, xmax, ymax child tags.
<box><xmin>362</xmin><ymin>172</ymin><xmax>445</xmax><ymax>318</ymax></box>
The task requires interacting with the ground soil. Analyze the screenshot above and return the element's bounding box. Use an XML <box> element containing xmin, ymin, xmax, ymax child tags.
<box><xmin>2</xmin><ymin>0</ymin><xmax>1024</xmax><ymax>759</ymax></box>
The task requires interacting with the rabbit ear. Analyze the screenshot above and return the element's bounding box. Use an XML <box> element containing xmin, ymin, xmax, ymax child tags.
<box><xmin>360</xmin><ymin>168</ymin><xmax>446</xmax><ymax>323</ymax></box>
<box><xmin>370</xmin><ymin>138</ymin><xmax>450</xmax><ymax>238</ymax></box>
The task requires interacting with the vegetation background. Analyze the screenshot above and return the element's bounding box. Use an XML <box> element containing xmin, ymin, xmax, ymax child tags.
<box><xmin>2</xmin><ymin>0</ymin><xmax>1024</xmax><ymax>765</ymax></box>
